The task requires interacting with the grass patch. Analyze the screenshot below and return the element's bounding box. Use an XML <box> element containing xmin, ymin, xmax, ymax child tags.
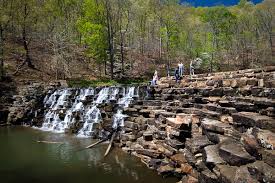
<box><xmin>68</xmin><ymin>78</ymin><xmax>147</xmax><ymax>88</ymax></box>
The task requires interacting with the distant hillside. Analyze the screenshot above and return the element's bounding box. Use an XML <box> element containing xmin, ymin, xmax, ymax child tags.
<box><xmin>181</xmin><ymin>0</ymin><xmax>263</xmax><ymax>7</ymax></box>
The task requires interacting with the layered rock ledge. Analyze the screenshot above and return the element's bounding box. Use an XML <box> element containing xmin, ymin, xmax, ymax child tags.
<box><xmin>118</xmin><ymin>66</ymin><xmax>275</xmax><ymax>183</ymax></box>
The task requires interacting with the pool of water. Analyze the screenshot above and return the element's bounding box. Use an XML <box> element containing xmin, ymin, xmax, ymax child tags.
<box><xmin>0</xmin><ymin>126</ymin><xmax>177</xmax><ymax>183</ymax></box>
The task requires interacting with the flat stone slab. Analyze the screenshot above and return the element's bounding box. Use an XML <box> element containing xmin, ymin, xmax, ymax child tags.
<box><xmin>198</xmin><ymin>169</ymin><xmax>218</xmax><ymax>183</ymax></box>
<box><xmin>234</xmin><ymin>166</ymin><xmax>259</xmax><ymax>183</ymax></box>
<box><xmin>135</xmin><ymin>149</ymin><xmax>163</xmax><ymax>159</ymax></box>
<box><xmin>261</xmin><ymin>149</ymin><xmax>275</xmax><ymax>168</ymax></box>
<box><xmin>180</xmin><ymin>108</ymin><xmax>221</xmax><ymax>119</ymax></box>
<box><xmin>170</xmin><ymin>153</ymin><xmax>187</xmax><ymax>165</ymax></box>
<box><xmin>215</xmin><ymin>165</ymin><xmax>259</xmax><ymax>183</ymax></box>
<box><xmin>186</xmin><ymin>136</ymin><xmax>213</xmax><ymax>154</ymax></box>
<box><xmin>166</xmin><ymin>115</ymin><xmax>192</xmax><ymax>129</ymax></box>
<box><xmin>247</xmin><ymin>161</ymin><xmax>275</xmax><ymax>183</ymax></box>
<box><xmin>165</xmin><ymin>139</ymin><xmax>185</xmax><ymax>149</ymax></box>
<box><xmin>215</xmin><ymin>164</ymin><xmax>237</xmax><ymax>183</ymax></box>
<box><xmin>201</xmin><ymin>118</ymin><xmax>232</xmax><ymax>134</ymax></box>
<box><xmin>204</xmin><ymin>145</ymin><xmax>225</xmax><ymax>166</ymax></box>
<box><xmin>232</xmin><ymin>112</ymin><xmax>275</xmax><ymax>132</ymax></box>
<box><xmin>157</xmin><ymin>164</ymin><xmax>175</xmax><ymax>175</ymax></box>
<box><xmin>219</xmin><ymin>139</ymin><xmax>255</xmax><ymax>166</ymax></box>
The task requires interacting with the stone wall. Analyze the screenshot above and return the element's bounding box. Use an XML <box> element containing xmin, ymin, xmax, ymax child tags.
<box><xmin>118</xmin><ymin>66</ymin><xmax>275</xmax><ymax>183</ymax></box>
<box><xmin>5</xmin><ymin>81</ymin><xmax>67</xmax><ymax>126</ymax></box>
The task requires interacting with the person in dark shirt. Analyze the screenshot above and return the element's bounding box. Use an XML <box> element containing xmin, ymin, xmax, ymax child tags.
<box><xmin>174</xmin><ymin>68</ymin><xmax>180</xmax><ymax>83</ymax></box>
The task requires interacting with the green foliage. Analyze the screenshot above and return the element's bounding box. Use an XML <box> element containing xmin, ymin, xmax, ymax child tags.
<box><xmin>2</xmin><ymin>0</ymin><xmax>274</xmax><ymax>78</ymax></box>
<box><xmin>77</xmin><ymin>0</ymin><xmax>108</xmax><ymax>64</ymax></box>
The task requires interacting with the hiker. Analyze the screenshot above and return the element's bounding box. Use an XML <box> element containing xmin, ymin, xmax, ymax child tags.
<box><xmin>166</xmin><ymin>65</ymin><xmax>170</xmax><ymax>77</ymax></box>
<box><xmin>151</xmin><ymin>70</ymin><xmax>158</xmax><ymax>86</ymax></box>
<box><xmin>178</xmin><ymin>62</ymin><xmax>184</xmax><ymax>76</ymax></box>
<box><xmin>174</xmin><ymin>68</ymin><xmax>180</xmax><ymax>83</ymax></box>
<box><xmin>190</xmin><ymin>60</ymin><xmax>195</xmax><ymax>76</ymax></box>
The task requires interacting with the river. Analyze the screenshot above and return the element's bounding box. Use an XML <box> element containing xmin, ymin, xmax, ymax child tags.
<box><xmin>0</xmin><ymin>126</ymin><xmax>177</xmax><ymax>183</ymax></box>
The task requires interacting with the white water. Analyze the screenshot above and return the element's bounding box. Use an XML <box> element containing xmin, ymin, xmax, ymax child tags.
<box><xmin>95</xmin><ymin>87</ymin><xmax>109</xmax><ymax>104</ymax></box>
<box><xmin>77</xmin><ymin>106</ymin><xmax>102</xmax><ymax>137</ymax></box>
<box><xmin>118</xmin><ymin>87</ymin><xmax>136</xmax><ymax>108</ymax></box>
<box><xmin>40</xmin><ymin>86</ymin><xmax>139</xmax><ymax>137</ymax></box>
<box><xmin>113</xmin><ymin>87</ymin><xmax>137</xmax><ymax>130</ymax></box>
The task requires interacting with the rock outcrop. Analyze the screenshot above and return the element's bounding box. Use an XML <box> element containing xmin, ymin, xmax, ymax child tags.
<box><xmin>118</xmin><ymin>66</ymin><xmax>275</xmax><ymax>183</ymax></box>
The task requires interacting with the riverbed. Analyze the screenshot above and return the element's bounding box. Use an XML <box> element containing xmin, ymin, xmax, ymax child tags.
<box><xmin>0</xmin><ymin>126</ymin><xmax>177</xmax><ymax>183</ymax></box>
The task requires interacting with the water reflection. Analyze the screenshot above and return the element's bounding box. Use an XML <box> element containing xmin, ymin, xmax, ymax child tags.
<box><xmin>0</xmin><ymin>127</ymin><xmax>177</xmax><ymax>183</ymax></box>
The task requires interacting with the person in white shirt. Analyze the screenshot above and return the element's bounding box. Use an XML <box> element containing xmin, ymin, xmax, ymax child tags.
<box><xmin>151</xmin><ymin>70</ymin><xmax>158</xmax><ymax>86</ymax></box>
<box><xmin>190</xmin><ymin>61</ymin><xmax>194</xmax><ymax>76</ymax></box>
<box><xmin>178</xmin><ymin>63</ymin><xmax>184</xmax><ymax>76</ymax></box>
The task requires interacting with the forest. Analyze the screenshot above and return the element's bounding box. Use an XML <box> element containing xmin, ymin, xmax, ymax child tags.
<box><xmin>0</xmin><ymin>0</ymin><xmax>274</xmax><ymax>81</ymax></box>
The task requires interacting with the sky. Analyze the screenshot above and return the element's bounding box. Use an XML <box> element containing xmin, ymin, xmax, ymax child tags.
<box><xmin>181</xmin><ymin>0</ymin><xmax>264</xmax><ymax>7</ymax></box>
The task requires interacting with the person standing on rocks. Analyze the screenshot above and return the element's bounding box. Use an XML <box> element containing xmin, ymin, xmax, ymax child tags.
<box><xmin>174</xmin><ymin>68</ymin><xmax>180</xmax><ymax>83</ymax></box>
<box><xmin>178</xmin><ymin>62</ymin><xmax>184</xmax><ymax>77</ymax></box>
<box><xmin>190</xmin><ymin>60</ymin><xmax>195</xmax><ymax>77</ymax></box>
<box><xmin>151</xmin><ymin>70</ymin><xmax>158</xmax><ymax>86</ymax></box>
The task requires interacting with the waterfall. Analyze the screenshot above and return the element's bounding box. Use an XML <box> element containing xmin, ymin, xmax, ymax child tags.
<box><xmin>39</xmin><ymin>86</ymin><xmax>140</xmax><ymax>137</ymax></box>
<box><xmin>112</xmin><ymin>109</ymin><xmax>127</xmax><ymax>130</ymax></box>
<box><xmin>118</xmin><ymin>87</ymin><xmax>136</xmax><ymax>108</ymax></box>
<box><xmin>77</xmin><ymin>106</ymin><xmax>102</xmax><ymax>137</ymax></box>
<box><xmin>113</xmin><ymin>87</ymin><xmax>137</xmax><ymax>130</ymax></box>
<box><xmin>110</xmin><ymin>87</ymin><xmax>119</xmax><ymax>100</ymax></box>
<box><xmin>95</xmin><ymin>87</ymin><xmax>109</xmax><ymax>104</ymax></box>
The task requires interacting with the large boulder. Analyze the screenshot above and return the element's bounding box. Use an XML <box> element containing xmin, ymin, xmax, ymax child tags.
<box><xmin>198</xmin><ymin>169</ymin><xmax>219</xmax><ymax>183</ymax></box>
<box><xmin>241</xmin><ymin>133</ymin><xmax>261</xmax><ymax>159</ymax></box>
<box><xmin>203</xmin><ymin>145</ymin><xmax>225</xmax><ymax>168</ymax></box>
<box><xmin>219</xmin><ymin>139</ymin><xmax>255</xmax><ymax>166</ymax></box>
<box><xmin>185</xmin><ymin>136</ymin><xmax>213</xmax><ymax>154</ymax></box>
<box><xmin>201</xmin><ymin>118</ymin><xmax>232</xmax><ymax>134</ymax></box>
<box><xmin>252</xmin><ymin>128</ymin><xmax>275</xmax><ymax>150</ymax></box>
<box><xmin>261</xmin><ymin>149</ymin><xmax>275</xmax><ymax>168</ymax></box>
<box><xmin>171</xmin><ymin>153</ymin><xmax>187</xmax><ymax>165</ymax></box>
<box><xmin>234</xmin><ymin>166</ymin><xmax>259</xmax><ymax>183</ymax></box>
<box><xmin>157</xmin><ymin>164</ymin><xmax>175</xmax><ymax>176</ymax></box>
<box><xmin>247</xmin><ymin>161</ymin><xmax>275</xmax><ymax>183</ymax></box>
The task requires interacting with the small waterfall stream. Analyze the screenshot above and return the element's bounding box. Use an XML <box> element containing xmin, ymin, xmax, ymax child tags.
<box><xmin>39</xmin><ymin>86</ymin><xmax>142</xmax><ymax>138</ymax></box>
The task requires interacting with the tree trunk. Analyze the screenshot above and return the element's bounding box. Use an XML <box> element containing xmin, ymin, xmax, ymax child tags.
<box><xmin>120</xmin><ymin>36</ymin><xmax>124</xmax><ymax>76</ymax></box>
<box><xmin>22</xmin><ymin>29</ymin><xmax>33</xmax><ymax>68</ymax></box>
<box><xmin>0</xmin><ymin>26</ymin><xmax>4</xmax><ymax>80</ymax></box>
<box><xmin>22</xmin><ymin>2</ymin><xmax>34</xmax><ymax>69</ymax></box>
<box><xmin>105</xmin><ymin>0</ymin><xmax>114</xmax><ymax>79</ymax></box>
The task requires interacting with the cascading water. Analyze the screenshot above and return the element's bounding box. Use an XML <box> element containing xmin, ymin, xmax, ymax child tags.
<box><xmin>110</xmin><ymin>87</ymin><xmax>119</xmax><ymax>100</ymax></box>
<box><xmin>113</xmin><ymin>87</ymin><xmax>137</xmax><ymax>130</ymax></box>
<box><xmin>77</xmin><ymin>106</ymin><xmax>102</xmax><ymax>137</ymax></box>
<box><xmin>95</xmin><ymin>87</ymin><xmax>109</xmax><ymax>104</ymax></box>
<box><xmin>118</xmin><ymin>87</ymin><xmax>136</xmax><ymax>108</ymax></box>
<box><xmin>39</xmin><ymin>86</ymin><xmax>141</xmax><ymax>137</ymax></box>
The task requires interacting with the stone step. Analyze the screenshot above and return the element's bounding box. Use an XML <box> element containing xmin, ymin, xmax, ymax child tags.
<box><xmin>195</xmin><ymin>103</ymin><xmax>237</xmax><ymax>115</ymax></box>
<box><xmin>179</xmin><ymin>108</ymin><xmax>221</xmax><ymax>120</ymax></box>
<box><xmin>232</xmin><ymin>112</ymin><xmax>275</xmax><ymax>132</ymax></box>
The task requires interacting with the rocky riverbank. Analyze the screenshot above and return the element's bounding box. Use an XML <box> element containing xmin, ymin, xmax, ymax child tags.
<box><xmin>118</xmin><ymin>66</ymin><xmax>275</xmax><ymax>183</ymax></box>
<box><xmin>1</xmin><ymin>80</ymin><xmax>67</xmax><ymax>126</ymax></box>
<box><xmin>1</xmin><ymin>66</ymin><xmax>275</xmax><ymax>183</ymax></box>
